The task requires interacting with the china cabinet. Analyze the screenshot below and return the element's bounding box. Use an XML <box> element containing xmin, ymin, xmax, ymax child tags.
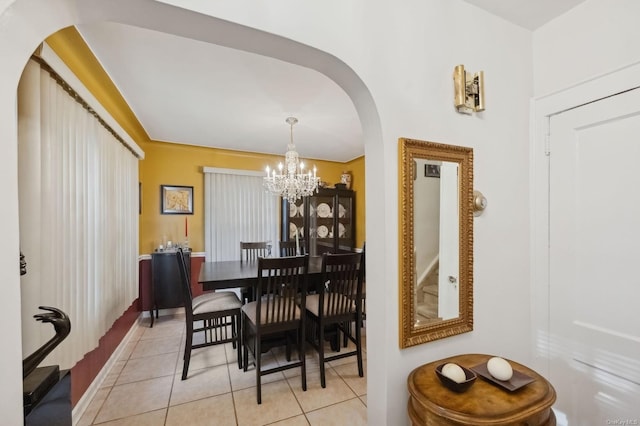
<box><xmin>281</xmin><ymin>187</ymin><xmax>355</xmax><ymax>255</ymax></box>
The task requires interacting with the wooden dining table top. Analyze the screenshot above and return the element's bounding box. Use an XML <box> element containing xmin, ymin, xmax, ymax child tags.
<box><xmin>198</xmin><ymin>255</ymin><xmax>324</xmax><ymax>291</ymax></box>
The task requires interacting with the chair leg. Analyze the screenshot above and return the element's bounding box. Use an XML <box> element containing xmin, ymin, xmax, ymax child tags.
<box><xmin>285</xmin><ymin>332</ymin><xmax>292</xmax><ymax>362</ymax></box>
<box><xmin>235</xmin><ymin>313</ymin><xmax>242</xmax><ymax>369</ymax></box>
<box><xmin>343</xmin><ymin>320</ymin><xmax>355</xmax><ymax>348</ymax></box>
<box><xmin>182</xmin><ymin>323</ymin><xmax>193</xmax><ymax>380</ymax></box>
<box><xmin>300</xmin><ymin>323</ymin><xmax>307</xmax><ymax>392</ymax></box>
<box><xmin>318</xmin><ymin>318</ymin><xmax>326</xmax><ymax>388</ymax></box>
<box><xmin>256</xmin><ymin>334</ymin><xmax>262</xmax><ymax>404</ymax></box>
<box><xmin>242</xmin><ymin>316</ymin><xmax>249</xmax><ymax>372</ymax></box>
<box><xmin>356</xmin><ymin>318</ymin><xmax>364</xmax><ymax>377</ymax></box>
<box><xmin>231</xmin><ymin>315</ymin><xmax>238</xmax><ymax>349</ymax></box>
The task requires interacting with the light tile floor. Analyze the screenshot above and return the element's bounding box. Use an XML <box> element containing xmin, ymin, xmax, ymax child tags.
<box><xmin>77</xmin><ymin>313</ymin><xmax>367</xmax><ymax>426</ymax></box>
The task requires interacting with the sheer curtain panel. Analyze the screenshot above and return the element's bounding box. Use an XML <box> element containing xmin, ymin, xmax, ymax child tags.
<box><xmin>18</xmin><ymin>58</ymin><xmax>140</xmax><ymax>370</ymax></box>
<box><xmin>204</xmin><ymin>168</ymin><xmax>279</xmax><ymax>262</ymax></box>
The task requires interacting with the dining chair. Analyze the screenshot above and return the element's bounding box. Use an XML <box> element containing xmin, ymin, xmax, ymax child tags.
<box><xmin>240</xmin><ymin>241</ymin><xmax>269</xmax><ymax>262</ymax></box>
<box><xmin>279</xmin><ymin>240</ymin><xmax>306</xmax><ymax>256</ymax></box>
<box><xmin>241</xmin><ymin>255</ymin><xmax>309</xmax><ymax>404</ymax></box>
<box><xmin>279</xmin><ymin>240</ymin><xmax>297</xmax><ymax>256</ymax></box>
<box><xmin>176</xmin><ymin>249</ymin><xmax>243</xmax><ymax>380</ymax></box>
<box><xmin>240</xmin><ymin>241</ymin><xmax>269</xmax><ymax>303</ymax></box>
<box><xmin>305</xmin><ymin>252</ymin><xmax>364</xmax><ymax>388</ymax></box>
<box><xmin>344</xmin><ymin>243</ymin><xmax>366</xmax><ymax>348</ymax></box>
<box><xmin>360</xmin><ymin>242</ymin><xmax>366</xmax><ymax>322</ymax></box>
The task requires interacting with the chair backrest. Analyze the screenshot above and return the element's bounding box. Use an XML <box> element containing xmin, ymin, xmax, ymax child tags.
<box><xmin>255</xmin><ymin>255</ymin><xmax>309</xmax><ymax>326</ymax></box>
<box><xmin>279</xmin><ymin>241</ymin><xmax>297</xmax><ymax>257</ymax></box>
<box><xmin>361</xmin><ymin>242</ymin><xmax>366</xmax><ymax>280</ymax></box>
<box><xmin>279</xmin><ymin>240</ymin><xmax>306</xmax><ymax>257</ymax></box>
<box><xmin>240</xmin><ymin>241</ymin><xmax>269</xmax><ymax>262</ymax></box>
<box><xmin>175</xmin><ymin>249</ymin><xmax>194</xmax><ymax>317</ymax></box>
<box><xmin>319</xmin><ymin>252</ymin><xmax>363</xmax><ymax>317</ymax></box>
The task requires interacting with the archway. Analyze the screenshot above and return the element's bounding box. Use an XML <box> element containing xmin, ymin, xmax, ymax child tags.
<box><xmin>0</xmin><ymin>1</ymin><xmax>385</xmax><ymax>423</ymax></box>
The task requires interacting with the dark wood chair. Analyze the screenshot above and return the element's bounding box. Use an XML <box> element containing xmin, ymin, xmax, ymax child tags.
<box><xmin>240</xmin><ymin>241</ymin><xmax>269</xmax><ymax>262</ymax></box>
<box><xmin>240</xmin><ymin>241</ymin><xmax>269</xmax><ymax>302</ymax></box>
<box><xmin>241</xmin><ymin>255</ymin><xmax>309</xmax><ymax>404</ymax></box>
<box><xmin>279</xmin><ymin>240</ymin><xmax>306</xmax><ymax>256</ymax></box>
<box><xmin>305</xmin><ymin>252</ymin><xmax>364</xmax><ymax>388</ymax></box>
<box><xmin>344</xmin><ymin>242</ymin><xmax>366</xmax><ymax>346</ymax></box>
<box><xmin>176</xmin><ymin>249</ymin><xmax>243</xmax><ymax>380</ymax></box>
<box><xmin>353</xmin><ymin>242</ymin><xmax>366</xmax><ymax>321</ymax></box>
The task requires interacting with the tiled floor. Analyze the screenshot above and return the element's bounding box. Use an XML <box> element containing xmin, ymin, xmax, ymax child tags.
<box><xmin>77</xmin><ymin>313</ymin><xmax>367</xmax><ymax>425</ymax></box>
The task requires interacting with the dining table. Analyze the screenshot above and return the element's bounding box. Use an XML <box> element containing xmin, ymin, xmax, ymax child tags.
<box><xmin>198</xmin><ymin>254</ymin><xmax>352</xmax><ymax>352</ymax></box>
<box><xmin>198</xmin><ymin>255</ymin><xmax>325</xmax><ymax>293</ymax></box>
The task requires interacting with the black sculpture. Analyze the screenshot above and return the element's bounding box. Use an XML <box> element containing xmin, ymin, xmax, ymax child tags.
<box><xmin>23</xmin><ymin>306</ymin><xmax>71</xmax><ymax>379</ymax></box>
<box><xmin>20</xmin><ymin>251</ymin><xmax>27</xmax><ymax>276</ymax></box>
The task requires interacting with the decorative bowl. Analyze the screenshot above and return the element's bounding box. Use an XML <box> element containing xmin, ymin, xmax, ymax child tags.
<box><xmin>334</xmin><ymin>183</ymin><xmax>347</xmax><ymax>189</ymax></box>
<box><xmin>435</xmin><ymin>363</ymin><xmax>477</xmax><ymax>393</ymax></box>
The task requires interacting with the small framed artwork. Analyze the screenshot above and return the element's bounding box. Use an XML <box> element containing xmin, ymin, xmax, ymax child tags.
<box><xmin>425</xmin><ymin>164</ymin><xmax>441</xmax><ymax>178</ymax></box>
<box><xmin>161</xmin><ymin>185</ymin><xmax>194</xmax><ymax>214</ymax></box>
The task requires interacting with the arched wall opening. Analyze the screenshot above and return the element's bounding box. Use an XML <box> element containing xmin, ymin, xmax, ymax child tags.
<box><xmin>0</xmin><ymin>1</ymin><xmax>386</xmax><ymax>423</ymax></box>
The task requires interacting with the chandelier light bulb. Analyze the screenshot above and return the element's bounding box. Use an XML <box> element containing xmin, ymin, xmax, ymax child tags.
<box><xmin>263</xmin><ymin>117</ymin><xmax>321</xmax><ymax>203</ymax></box>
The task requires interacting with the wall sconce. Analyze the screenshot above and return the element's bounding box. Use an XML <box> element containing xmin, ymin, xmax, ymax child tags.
<box><xmin>473</xmin><ymin>190</ymin><xmax>487</xmax><ymax>216</ymax></box>
<box><xmin>453</xmin><ymin>64</ymin><xmax>485</xmax><ymax>114</ymax></box>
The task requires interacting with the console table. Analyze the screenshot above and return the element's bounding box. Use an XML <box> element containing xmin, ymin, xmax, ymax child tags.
<box><xmin>150</xmin><ymin>250</ymin><xmax>190</xmax><ymax>327</ymax></box>
<box><xmin>407</xmin><ymin>353</ymin><xmax>556</xmax><ymax>425</ymax></box>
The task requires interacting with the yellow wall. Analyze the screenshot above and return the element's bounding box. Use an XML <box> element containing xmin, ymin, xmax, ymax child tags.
<box><xmin>140</xmin><ymin>140</ymin><xmax>365</xmax><ymax>253</ymax></box>
<box><xmin>46</xmin><ymin>27</ymin><xmax>366</xmax><ymax>255</ymax></box>
<box><xmin>345</xmin><ymin>156</ymin><xmax>365</xmax><ymax>249</ymax></box>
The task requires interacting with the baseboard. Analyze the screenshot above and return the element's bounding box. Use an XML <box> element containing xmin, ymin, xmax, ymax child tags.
<box><xmin>71</xmin><ymin>314</ymin><xmax>143</xmax><ymax>425</ymax></box>
<box><xmin>139</xmin><ymin>307</ymin><xmax>182</xmax><ymax>319</ymax></box>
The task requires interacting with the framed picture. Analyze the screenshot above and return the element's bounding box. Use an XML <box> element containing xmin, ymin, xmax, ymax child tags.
<box><xmin>161</xmin><ymin>185</ymin><xmax>194</xmax><ymax>214</ymax></box>
<box><xmin>425</xmin><ymin>164</ymin><xmax>441</xmax><ymax>178</ymax></box>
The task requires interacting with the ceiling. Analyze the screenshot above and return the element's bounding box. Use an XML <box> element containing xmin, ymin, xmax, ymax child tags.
<box><xmin>461</xmin><ymin>0</ymin><xmax>587</xmax><ymax>30</ymax></box>
<box><xmin>76</xmin><ymin>0</ymin><xmax>586</xmax><ymax>163</ymax></box>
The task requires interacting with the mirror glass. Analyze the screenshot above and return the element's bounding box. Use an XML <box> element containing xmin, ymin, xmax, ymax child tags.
<box><xmin>399</xmin><ymin>138</ymin><xmax>473</xmax><ymax>348</ymax></box>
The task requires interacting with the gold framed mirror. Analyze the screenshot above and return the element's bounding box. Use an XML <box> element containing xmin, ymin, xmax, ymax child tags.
<box><xmin>399</xmin><ymin>138</ymin><xmax>473</xmax><ymax>348</ymax></box>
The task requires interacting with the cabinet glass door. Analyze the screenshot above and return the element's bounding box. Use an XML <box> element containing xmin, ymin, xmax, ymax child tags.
<box><xmin>335</xmin><ymin>194</ymin><xmax>354</xmax><ymax>252</ymax></box>
<box><xmin>282</xmin><ymin>199</ymin><xmax>306</xmax><ymax>252</ymax></box>
<box><xmin>309</xmin><ymin>194</ymin><xmax>335</xmax><ymax>256</ymax></box>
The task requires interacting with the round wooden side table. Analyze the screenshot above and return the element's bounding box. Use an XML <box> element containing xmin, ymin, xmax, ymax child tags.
<box><xmin>407</xmin><ymin>353</ymin><xmax>556</xmax><ymax>425</ymax></box>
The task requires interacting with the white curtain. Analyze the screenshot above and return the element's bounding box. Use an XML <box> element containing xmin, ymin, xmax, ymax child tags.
<box><xmin>18</xmin><ymin>59</ymin><xmax>140</xmax><ymax>369</ymax></box>
<box><xmin>204</xmin><ymin>168</ymin><xmax>279</xmax><ymax>261</ymax></box>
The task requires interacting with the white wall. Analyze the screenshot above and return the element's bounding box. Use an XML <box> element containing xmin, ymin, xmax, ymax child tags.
<box><xmin>533</xmin><ymin>0</ymin><xmax>640</xmax><ymax>97</ymax></box>
<box><xmin>0</xmin><ymin>1</ymin><xmax>78</xmax><ymax>421</ymax></box>
<box><xmin>530</xmin><ymin>0</ymin><xmax>640</xmax><ymax>379</ymax></box>
<box><xmin>0</xmin><ymin>1</ymin><xmax>533</xmax><ymax>424</ymax></box>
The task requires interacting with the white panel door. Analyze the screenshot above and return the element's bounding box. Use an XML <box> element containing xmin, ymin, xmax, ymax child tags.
<box><xmin>549</xmin><ymin>88</ymin><xmax>640</xmax><ymax>424</ymax></box>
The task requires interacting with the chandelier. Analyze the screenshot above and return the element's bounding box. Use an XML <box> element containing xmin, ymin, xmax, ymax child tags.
<box><xmin>264</xmin><ymin>117</ymin><xmax>320</xmax><ymax>204</ymax></box>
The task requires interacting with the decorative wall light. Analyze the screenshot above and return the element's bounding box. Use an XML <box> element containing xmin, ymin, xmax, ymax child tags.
<box><xmin>453</xmin><ymin>65</ymin><xmax>485</xmax><ymax>114</ymax></box>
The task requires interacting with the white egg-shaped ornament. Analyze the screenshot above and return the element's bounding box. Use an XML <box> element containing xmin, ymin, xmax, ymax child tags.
<box><xmin>487</xmin><ymin>356</ymin><xmax>513</xmax><ymax>381</ymax></box>
<box><xmin>441</xmin><ymin>363</ymin><xmax>466</xmax><ymax>383</ymax></box>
